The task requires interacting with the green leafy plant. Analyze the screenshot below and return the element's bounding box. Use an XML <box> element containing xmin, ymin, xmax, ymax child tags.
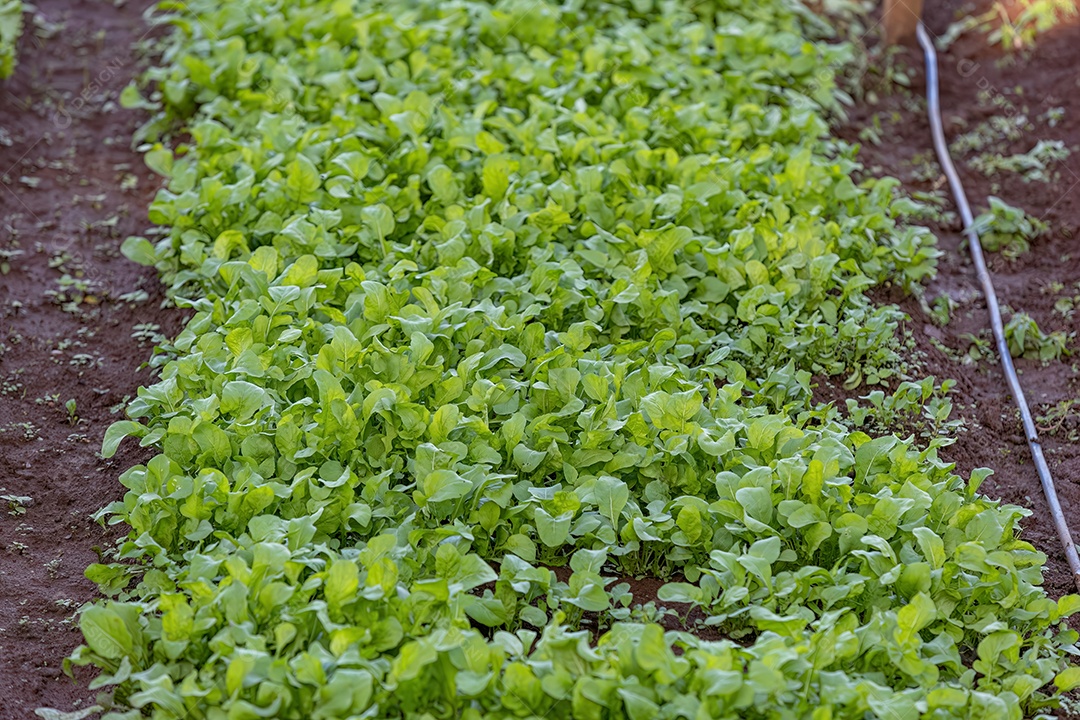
<box><xmin>976</xmin><ymin>0</ymin><xmax>1079</xmax><ymax>51</ymax></box>
<box><xmin>1004</xmin><ymin>311</ymin><xmax>1070</xmax><ymax>362</ymax></box>
<box><xmin>972</xmin><ymin>196</ymin><xmax>1049</xmax><ymax>260</ymax></box>
<box><xmin>0</xmin><ymin>0</ymin><xmax>20</xmax><ymax>80</ymax></box>
<box><xmin>844</xmin><ymin>376</ymin><xmax>964</xmax><ymax>439</ymax></box>
<box><xmin>65</xmin><ymin>398</ymin><xmax>79</xmax><ymax>425</ymax></box>
<box><xmin>960</xmin><ymin>330</ymin><xmax>994</xmax><ymax>364</ymax></box>
<box><xmin>926</xmin><ymin>293</ymin><xmax>956</xmax><ymax>326</ymax></box>
<box><xmin>1036</xmin><ymin>398</ymin><xmax>1080</xmax><ymax>438</ymax></box>
<box><xmin>971</xmin><ymin>140</ymin><xmax>1071</xmax><ymax>183</ymax></box>
<box><xmin>1</xmin><ymin>489</ymin><xmax>31</xmax><ymax>515</ymax></box>
<box><xmin>951</xmin><ymin>116</ymin><xmax>1032</xmax><ymax>156</ymax></box>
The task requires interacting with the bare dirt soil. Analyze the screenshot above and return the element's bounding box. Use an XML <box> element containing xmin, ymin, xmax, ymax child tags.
<box><xmin>0</xmin><ymin>0</ymin><xmax>182</xmax><ymax>716</ymax></box>
<box><xmin>830</xmin><ymin>0</ymin><xmax>1080</xmax><ymax>606</ymax></box>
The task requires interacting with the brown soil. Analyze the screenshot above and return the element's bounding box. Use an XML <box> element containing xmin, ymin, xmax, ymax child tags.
<box><xmin>832</xmin><ymin>0</ymin><xmax>1080</xmax><ymax>605</ymax></box>
<box><xmin>0</xmin><ymin>1</ymin><xmax>182</xmax><ymax>717</ymax></box>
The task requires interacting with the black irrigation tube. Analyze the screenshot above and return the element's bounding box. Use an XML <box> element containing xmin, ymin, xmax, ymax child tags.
<box><xmin>915</xmin><ymin>22</ymin><xmax>1080</xmax><ymax>592</ymax></box>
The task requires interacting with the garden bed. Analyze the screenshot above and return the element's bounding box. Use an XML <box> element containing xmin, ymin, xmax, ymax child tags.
<box><xmin>3</xmin><ymin>0</ymin><xmax>1080</xmax><ymax>718</ymax></box>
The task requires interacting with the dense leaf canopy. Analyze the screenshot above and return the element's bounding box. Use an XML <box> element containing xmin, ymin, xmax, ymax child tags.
<box><xmin>72</xmin><ymin>1</ymin><xmax>1078</xmax><ymax>718</ymax></box>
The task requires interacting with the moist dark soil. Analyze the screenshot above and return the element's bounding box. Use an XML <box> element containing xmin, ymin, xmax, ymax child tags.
<box><xmin>0</xmin><ymin>1</ymin><xmax>182</xmax><ymax>717</ymax></box>
<box><xmin>829</xmin><ymin>8</ymin><xmax>1080</xmax><ymax>717</ymax></box>
<box><xmin>833</xmin><ymin>0</ymin><xmax>1080</xmax><ymax>604</ymax></box>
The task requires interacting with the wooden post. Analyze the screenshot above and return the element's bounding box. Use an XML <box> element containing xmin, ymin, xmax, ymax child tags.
<box><xmin>883</xmin><ymin>0</ymin><xmax>925</xmax><ymax>45</ymax></box>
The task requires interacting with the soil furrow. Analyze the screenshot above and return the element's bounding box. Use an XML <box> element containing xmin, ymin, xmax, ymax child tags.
<box><xmin>0</xmin><ymin>1</ymin><xmax>181</xmax><ymax>716</ymax></box>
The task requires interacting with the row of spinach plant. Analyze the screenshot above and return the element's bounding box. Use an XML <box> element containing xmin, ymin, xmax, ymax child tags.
<box><xmin>73</xmin><ymin>0</ymin><xmax>1080</xmax><ymax>718</ymax></box>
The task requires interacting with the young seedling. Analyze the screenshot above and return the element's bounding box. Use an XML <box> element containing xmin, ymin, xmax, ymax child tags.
<box><xmin>971</xmin><ymin>196</ymin><xmax>1048</xmax><ymax>260</ymax></box>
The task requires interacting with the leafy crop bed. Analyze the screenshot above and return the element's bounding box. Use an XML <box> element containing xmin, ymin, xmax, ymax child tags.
<box><xmin>73</xmin><ymin>0</ymin><xmax>1080</xmax><ymax>718</ymax></box>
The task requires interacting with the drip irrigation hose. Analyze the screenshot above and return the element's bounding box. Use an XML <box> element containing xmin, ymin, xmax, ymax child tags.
<box><xmin>915</xmin><ymin>22</ymin><xmax>1080</xmax><ymax>592</ymax></box>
